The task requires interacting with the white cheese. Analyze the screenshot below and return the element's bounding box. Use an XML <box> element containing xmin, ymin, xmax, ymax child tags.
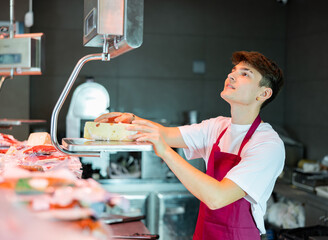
<box><xmin>83</xmin><ymin>122</ymin><xmax>137</xmax><ymax>141</ymax></box>
<box><xmin>27</xmin><ymin>132</ymin><xmax>52</xmax><ymax>146</ymax></box>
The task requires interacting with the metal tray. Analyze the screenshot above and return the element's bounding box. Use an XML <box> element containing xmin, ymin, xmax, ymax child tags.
<box><xmin>62</xmin><ymin>138</ymin><xmax>153</xmax><ymax>152</ymax></box>
<box><xmin>0</xmin><ymin>119</ymin><xmax>46</xmax><ymax>127</ymax></box>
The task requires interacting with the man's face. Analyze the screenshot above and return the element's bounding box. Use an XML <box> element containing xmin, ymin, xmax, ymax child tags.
<box><xmin>220</xmin><ymin>62</ymin><xmax>264</xmax><ymax>106</ymax></box>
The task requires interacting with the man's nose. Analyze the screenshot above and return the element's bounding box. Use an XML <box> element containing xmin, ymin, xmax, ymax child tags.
<box><xmin>228</xmin><ymin>72</ymin><xmax>235</xmax><ymax>82</ymax></box>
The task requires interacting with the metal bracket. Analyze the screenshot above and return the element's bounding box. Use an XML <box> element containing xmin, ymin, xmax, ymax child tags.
<box><xmin>51</xmin><ymin>37</ymin><xmax>111</xmax><ymax>157</ymax></box>
<box><xmin>102</xmin><ymin>36</ymin><xmax>111</xmax><ymax>61</ymax></box>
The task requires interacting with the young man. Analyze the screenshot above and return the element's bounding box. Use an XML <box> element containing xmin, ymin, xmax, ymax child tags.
<box><xmin>95</xmin><ymin>51</ymin><xmax>285</xmax><ymax>240</ymax></box>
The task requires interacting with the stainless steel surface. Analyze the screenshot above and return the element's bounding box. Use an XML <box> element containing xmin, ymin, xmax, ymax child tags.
<box><xmin>0</xmin><ymin>119</ymin><xmax>46</xmax><ymax>127</ymax></box>
<box><xmin>9</xmin><ymin>0</ymin><xmax>14</xmax><ymax>38</ymax></box>
<box><xmin>292</xmin><ymin>169</ymin><xmax>328</xmax><ymax>192</ymax></box>
<box><xmin>154</xmin><ymin>192</ymin><xmax>199</xmax><ymax>240</ymax></box>
<box><xmin>112</xmin><ymin>234</ymin><xmax>159</xmax><ymax>239</ymax></box>
<box><xmin>105</xmin><ymin>192</ymin><xmax>149</xmax><ymax>221</ymax></box>
<box><xmin>274</xmin><ymin>180</ymin><xmax>328</xmax><ymax>224</ymax></box>
<box><xmin>99</xmin><ymin>179</ymin><xmax>198</xmax><ymax>239</ymax></box>
<box><xmin>51</xmin><ymin>1</ymin><xmax>144</xmax><ymax>157</ymax></box>
<box><xmin>99</xmin><ymin>178</ymin><xmax>180</xmax><ymax>184</ymax></box>
<box><xmin>62</xmin><ymin>138</ymin><xmax>153</xmax><ymax>153</ymax></box>
<box><xmin>84</xmin><ymin>0</ymin><xmax>123</xmax><ymax>44</ymax></box>
<box><xmin>83</xmin><ymin>0</ymin><xmax>144</xmax><ymax>58</ymax></box>
<box><xmin>141</xmin><ymin>151</ymin><xmax>170</xmax><ymax>179</ymax></box>
<box><xmin>0</xmin><ymin>33</ymin><xmax>44</xmax><ymax>76</ymax></box>
<box><xmin>101</xmin><ymin>215</ymin><xmax>145</xmax><ymax>224</ymax></box>
<box><xmin>50</xmin><ymin>53</ymin><xmax>104</xmax><ymax>157</ymax></box>
<box><xmin>99</xmin><ymin>178</ymin><xmax>183</xmax><ymax>192</ymax></box>
<box><xmin>0</xmin><ymin>38</ymin><xmax>34</xmax><ymax>68</ymax></box>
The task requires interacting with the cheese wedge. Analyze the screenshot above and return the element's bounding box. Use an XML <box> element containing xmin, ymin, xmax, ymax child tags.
<box><xmin>27</xmin><ymin>132</ymin><xmax>52</xmax><ymax>146</ymax></box>
<box><xmin>83</xmin><ymin>122</ymin><xmax>137</xmax><ymax>141</ymax></box>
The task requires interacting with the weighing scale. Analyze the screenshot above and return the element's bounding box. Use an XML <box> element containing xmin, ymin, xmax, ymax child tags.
<box><xmin>50</xmin><ymin>0</ymin><xmax>151</xmax><ymax>160</ymax></box>
<box><xmin>0</xmin><ymin>0</ymin><xmax>45</xmax><ymax>130</ymax></box>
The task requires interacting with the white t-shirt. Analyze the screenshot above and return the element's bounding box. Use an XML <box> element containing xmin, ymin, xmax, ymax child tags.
<box><xmin>178</xmin><ymin>116</ymin><xmax>285</xmax><ymax>234</ymax></box>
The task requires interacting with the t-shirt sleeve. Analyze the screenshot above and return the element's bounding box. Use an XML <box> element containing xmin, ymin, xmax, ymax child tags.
<box><xmin>225</xmin><ymin>136</ymin><xmax>285</xmax><ymax>204</ymax></box>
<box><xmin>178</xmin><ymin>118</ymin><xmax>220</xmax><ymax>161</ymax></box>
<box><xmin>178</xmin><ymin>122</ymin><xmax>208</xmax><ymax>160</ymax></box>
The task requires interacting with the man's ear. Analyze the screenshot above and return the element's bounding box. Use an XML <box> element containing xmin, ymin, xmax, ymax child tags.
<box><xmin>260</xmin><ymin>87</ymin><xmax>273</xmax><ymax>100</ymax></box>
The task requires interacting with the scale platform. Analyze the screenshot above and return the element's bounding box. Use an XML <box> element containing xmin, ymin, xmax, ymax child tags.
<box><xmin>62</xmin><ymin>138</ymin><xmax>153</xmax><ymax>153</ymax></box>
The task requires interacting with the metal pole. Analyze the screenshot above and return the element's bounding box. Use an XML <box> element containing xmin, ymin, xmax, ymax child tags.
<box><xmin>50</xmin><ymin>53</ymin><xmax>104</xmax><ymax>157</ymax></box>
<box><xmin>9</xmin><ymin>0</ymin><xmax>15</xmax><ymax>38</ymax></box>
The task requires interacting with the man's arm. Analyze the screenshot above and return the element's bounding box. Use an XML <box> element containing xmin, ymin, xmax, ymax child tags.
<box><xmin>162</xmin><ymin>147</ymin><xmax>246</xmax><ymax>210</ymax></box>
<box><xmin>153</xmin><ymin>124</ymin><xmax>187</xmax><ymax>148</ymax></box>
<box><xmin>95</xmin><ymin>112</ymin><xmax>246</xmax><ymax>209</ymax></box>
<box><xmin>127</xmin><ymin>119</ymin><xmax>246</xmax><ymax>210</ymax></box>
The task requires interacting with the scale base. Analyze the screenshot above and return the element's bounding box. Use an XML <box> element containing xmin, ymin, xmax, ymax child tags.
<box><xmin>62</xmin><ymin>138</ymin><xmax>153</xmax><ymax>154</ymax></box>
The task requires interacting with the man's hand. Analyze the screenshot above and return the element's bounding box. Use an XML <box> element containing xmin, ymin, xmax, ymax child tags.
<box><xmin>95</xmin><ymin>112</ymin><xmax>186</xmax><ymax>149</ymax></box>
<box><xmin>126</xmin><ymin>119</ymin><xmax>170</xmax><ymax>158</ymax></box>
<box><xmin>94</xmin><ymin>112</ymin><xmax>135</xmax><ymax>124</ymax></box>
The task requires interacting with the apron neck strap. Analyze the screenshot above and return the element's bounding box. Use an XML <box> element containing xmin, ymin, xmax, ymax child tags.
<box><xmin>237</xmin><ymin>114</ymin><xmax>261</xmax><ymax>157</ymax></box>
<box><xmin>215</xmin><ymin>127</ymin><xmax>228</xmax><ymax>146</ymax></box>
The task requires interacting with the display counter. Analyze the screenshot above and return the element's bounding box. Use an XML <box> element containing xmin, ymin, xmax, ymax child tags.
<box><xmin>274</xmin><ymin>179</ymin><xmax>328</xmax><ymax>226</ymax></box>
<box><xmin>110</xmin><ymin>220</ymin><xmax>154</xmax><ymax>239</ymax></box>
<box><xmin>274</xmin><ymin>179</ymin><xmax>328</xmax><ymax>209</ymax></box>
<box><xmin>99</xmin><ymin>178</ymin><xmax>199</xmax><ymax>239</ymax></box>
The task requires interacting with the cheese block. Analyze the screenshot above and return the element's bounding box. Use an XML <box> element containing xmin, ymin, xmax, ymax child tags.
<box><xmin>27</xmin><ymin>132</ymin><xmax>52</xmax><ymax>146</ymax></box>
<box><xmin>83</xmin><ymin>122</ymin><xmax>138</xmax><ymax>141</ymax></box>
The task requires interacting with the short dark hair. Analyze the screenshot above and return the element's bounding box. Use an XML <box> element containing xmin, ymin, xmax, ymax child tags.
<box><xmin>231</xmin><ymin>51</ymin><xmax>284</xmax><ymax>108</ymax></box>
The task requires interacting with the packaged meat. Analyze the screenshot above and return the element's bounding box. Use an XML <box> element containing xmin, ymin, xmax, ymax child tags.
<box><xmin>0</xmin><ymin>133</ymin><xmax>21</xmax><ymax>147</ymax></box>
<box><xmin>2</xmin><ymin>142</ymin><xmax>82</xmax><ymax>178</ymax></box>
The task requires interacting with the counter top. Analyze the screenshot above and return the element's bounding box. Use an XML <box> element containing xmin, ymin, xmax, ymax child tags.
<box><xmin>99</xmin><ymin>178</ymin><xmax>187</xmax><ymax>194</ymax></box>
<box><xmin>274</xmin><ymin>179</ymin><xmax>328</xmax><ymax>210</ymax></box>
<box><xmin>109</xmin><ymin>221</ymin><xmax>152</xmax><ymax>240</ymax></box>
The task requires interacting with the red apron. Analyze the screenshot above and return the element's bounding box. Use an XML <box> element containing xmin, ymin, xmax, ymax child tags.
<box><xmin>193</xmin><ymin>115</ymin><xmax>262</xmax><ymax>240</ymax></box>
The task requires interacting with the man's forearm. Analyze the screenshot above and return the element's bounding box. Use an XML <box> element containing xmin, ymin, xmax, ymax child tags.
<box><xmin>134</xmin><ymin>116</ymin><xmax>186</xmax><ymax>148</ymax></box>
<box><xmin>161</xmin><ymin>148</ymin><xmax>246</xmax><ymax>210</ymax></box>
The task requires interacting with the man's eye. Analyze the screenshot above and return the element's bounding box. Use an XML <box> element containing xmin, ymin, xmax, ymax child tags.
<box><xmin>241</xmin><ymin>72</ymin><xmax>248</xmax><ymax>77</ymax></box>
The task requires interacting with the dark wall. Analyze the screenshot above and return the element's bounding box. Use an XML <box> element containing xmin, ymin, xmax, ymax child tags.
<box><xmin>285</xmin><ymin>0</ymin><xmax>328</xmax><ymax>160</ymax></box>
<box><xmin>1</xmin><ymin>0</ymin><xmax>326</xmax><ymax>173</ymax></box>
<box><xmin>28</xmin><ymin>0</ymin><xmax>286</xmax><ymax>137</ymax></box>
